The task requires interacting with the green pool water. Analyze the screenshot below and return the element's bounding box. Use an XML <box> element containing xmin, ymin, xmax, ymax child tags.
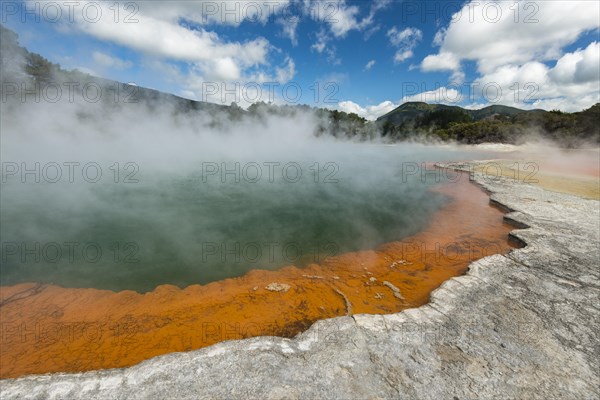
<box><xmin>1</xmin><ymin>144</ymin><xmax>489</xmax><ymax>292</ymax></box>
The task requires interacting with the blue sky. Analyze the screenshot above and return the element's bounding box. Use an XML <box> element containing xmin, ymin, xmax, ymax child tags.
<box><xmin>3</xmin><ymin>0</ymin><xmax>599</xmax><ymax>118</ymax></box>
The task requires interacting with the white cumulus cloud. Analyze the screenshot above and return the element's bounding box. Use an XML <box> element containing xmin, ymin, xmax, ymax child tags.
<box><xmin>473</xmin><ymin>42</ymin><xmax>600</xmax><ymax>111</ymax></box>
<box><xmin>364</xmin><ymin>60</ymin><xmax>376</xmax><ymax>71</ymax></box>
<box><xmin>337</xmin><ymin>100</ymin><xmax>398</xmax><ymax>120</ymax></box>
<box><xmin>422</xmin><ymin>0</ymin><xmax>599</xmax><ymax>75</ymax></box>
<box><xmin>420</xmin><ymin>0</ymin><xmax>600</xmax><ymax>110</ymax></box>
<box><xmin>387</xmin><ymin>27</ymin><xmax>422</xmax><ymax>63</ymax></box>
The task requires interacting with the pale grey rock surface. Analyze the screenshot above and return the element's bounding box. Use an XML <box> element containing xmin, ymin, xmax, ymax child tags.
<box><xmin>1</xmin><ymin>161</ymin><xmax>599</xmax><ymax>399</ymax></box>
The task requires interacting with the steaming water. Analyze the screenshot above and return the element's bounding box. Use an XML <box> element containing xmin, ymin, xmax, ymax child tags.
<box><xmin>1</xmin><ymin>142</ymin><xmax>494</xmax><ymax>292</ymax></box>
<box><xmin>0</xmin><ymin>100</ymin><xmax>499</xmax><ymax>292</ymax></box>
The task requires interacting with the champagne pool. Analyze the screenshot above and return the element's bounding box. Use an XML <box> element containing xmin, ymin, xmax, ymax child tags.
<box><xmin>1</xmin><ymin>143</ymin><xmax>494</xmax><ymax>292</ymax></box>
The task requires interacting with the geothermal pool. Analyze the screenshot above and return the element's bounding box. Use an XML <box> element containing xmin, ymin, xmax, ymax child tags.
<box><xmin>0</xmin><ymin>142</ymin><xmax>518</xmax><ymax>378</ymax></box>
<box><xmin>2</xmin><ymin>144</ymin><xmax>494</xmax><ymax>292</ymax></box>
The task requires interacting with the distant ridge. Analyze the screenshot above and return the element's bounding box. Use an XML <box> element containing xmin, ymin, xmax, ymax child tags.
<box><xmin>377</xmin><ymin>101</ymin><xmax>546</xmax><ymax>125</ymax></box>
<box><xmin>376</xmin><ymin>100</ymin><xmax>599</xmax><ymax>146</ymax></box>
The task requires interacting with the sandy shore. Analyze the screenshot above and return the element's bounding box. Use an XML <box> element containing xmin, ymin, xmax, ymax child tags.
<box><xmin>470</xmin><ymin>159</ymin><xmax>600</xmax><ymax>200</ymax></box>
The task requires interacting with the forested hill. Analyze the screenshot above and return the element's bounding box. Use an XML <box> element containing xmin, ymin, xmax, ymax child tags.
<box><xmin>376</xmin><ymin>101</ymin><xmax>599</xmax><ymax>146</ymax></box>
<box><xmin>377</xmin><ymin>102</ymin><xmax>544</xmax><ymax>125</ymax></box>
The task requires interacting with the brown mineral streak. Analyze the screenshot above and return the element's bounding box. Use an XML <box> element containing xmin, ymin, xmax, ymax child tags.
<box><xmin>0</xmin><ymin>172</ymin><xmax>517</xmax><ymax>378</ymax></box>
